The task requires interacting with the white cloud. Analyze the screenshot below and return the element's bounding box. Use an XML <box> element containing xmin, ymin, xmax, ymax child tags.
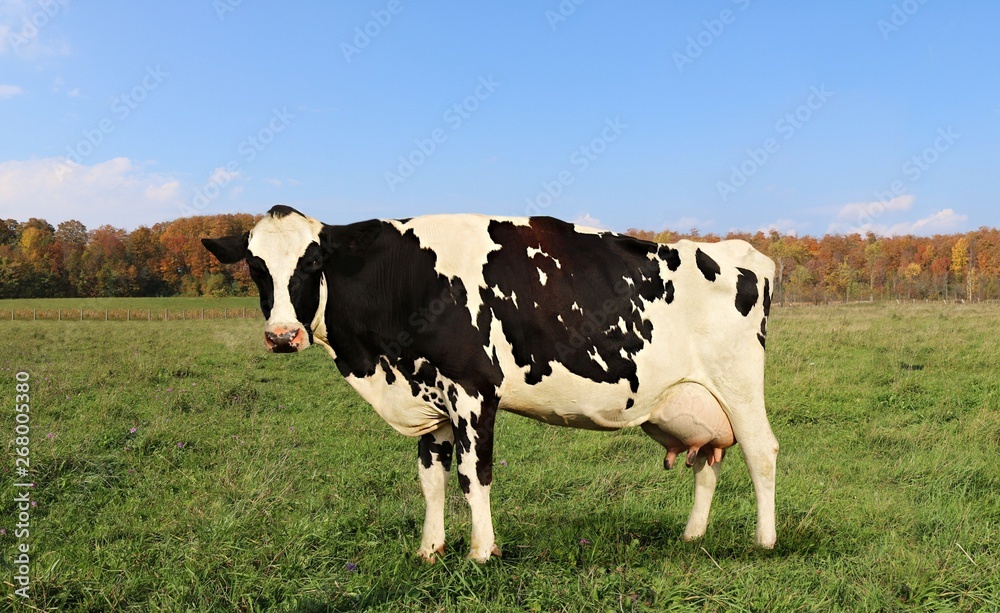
<box><xmin>0</xmin><ymin>83</ymin><xmax>22</xmax><ymax>98</ymax></box>
<box><xmin>573</xmin><ymin>213</ymin><xmax>606</xmax><ymax>229</ymax></box>
<box><xmin>265</xmin><ymin>178</ymin><xmax>283</xmax><ymax>188</ymax></box>
<box><xmin>834</xmin><ymin>194</ymin><xmax>914</xmax><ymax>222</ymax></box>
<box><xmin>883</xmin><ymin>209</ymin><xmax>968</xmax><ymax>236</ymax></box>
<box><xmin>828</xmin><ymin>194</ymin><xmax>967</xmax><ymax>236</ymax></box>
<box><xmin>0</xmin><ymin>157</ymin><xmax>184</xmax><ymax>229</ymax></box>
<box><xmin>757</xmin><ymin>219</ymin><xmax>808</xmax><ymax>237</ymax></box>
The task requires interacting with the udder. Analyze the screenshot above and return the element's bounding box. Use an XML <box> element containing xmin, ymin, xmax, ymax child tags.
<box><xmin>640</xmin><ymin>383</ymin><xmax>735</xmax><ymax>469</ymax></box>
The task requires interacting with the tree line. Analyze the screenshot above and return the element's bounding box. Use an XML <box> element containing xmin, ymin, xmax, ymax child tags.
<box><xmin>626</xmin><ymin>226</ymin><xmax>1000</xmax><ymax>303</ymax></box>
<box><xmin>1</xmin><ymin>213</ymin><xmax>997</xmax><ymax>302</ymax></box>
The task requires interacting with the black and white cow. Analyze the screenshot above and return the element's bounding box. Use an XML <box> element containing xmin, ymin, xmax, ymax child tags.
<box><xmin>203</xmin><ymin>205</ymin><xmax>779</xmax><ymax>561</ymax></box>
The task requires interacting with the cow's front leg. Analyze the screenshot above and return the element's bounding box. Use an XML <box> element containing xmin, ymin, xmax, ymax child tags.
<box><xmin>453</xmin><ymin>395</ymin><xmax>502</xmax><ymax>562</ymax></box>
<box><xmin>417</xmin><ymin>425</ymin><xmax>454</xmax><ymax>563</ymax></box>
<box><xmin>682</xmin><ymin>453</ymin><xmax>722</xmax><ymax>542</ymax></box>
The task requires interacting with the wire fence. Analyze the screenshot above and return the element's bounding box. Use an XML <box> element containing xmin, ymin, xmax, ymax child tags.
<box><xmin>1</xmin><ymin>307</ymin><xmax>263</xmax><ymax>322</ymax></box>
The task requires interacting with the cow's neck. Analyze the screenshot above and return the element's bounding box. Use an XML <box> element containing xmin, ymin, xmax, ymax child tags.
<box><xmin>310</xmin><ymin>272</ymin><xmax>337</xmax><ymax>359</ymax></box>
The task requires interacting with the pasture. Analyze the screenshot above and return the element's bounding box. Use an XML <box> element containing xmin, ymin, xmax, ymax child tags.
<box><xmin>1</xmin><ymin>301</ymin><xmax>998</xmax><ymax>611</ymax></box>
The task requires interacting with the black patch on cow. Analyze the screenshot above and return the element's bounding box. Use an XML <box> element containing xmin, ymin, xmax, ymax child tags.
<box><xmin>658</xmin><ymin>245</ymin><xmax>681</xmax><ymax>271</ymax></box>
<box><xmin>379</xmin><ymin>358</ymin><xmax>396</xmax><ymax>384</ymax></box>
<box><xmin>472</xmin><ymin>400</ymin><xmax>497</xmax><ymax>487</ymax></box>
<box><xmin>245</xmin><ymin>253</ymin><xmax>275</xmax><ymax>319</ymax></box>
<box><xmin>396</xmin><ymin>217</ymin><xmax>412</xmax><ymax>224</ymax></box>
<box><xmin>453</xmin><ymin>415</ymin><xmax>474</xmax><ymax>493</ymax></box>
<box><xmin>319</xmin><ymin>220</ymin><xmax>502</xmax><ymax>405</ymax></box>
<box><xmin>289</xmin><ymin>241</ymin><xmax>325</xmax><ymax>343</ymax></box>
<box><xmin>418</xmin><ymin>433</ymin><xmax>453</xmax><ymax>471</ymax></box>
<box><xmin>480</xmin><ymin>217</ymin><xmax>667</xmax><ymax>392</ymax></box>
<box><xmin>665</xmin><ymin>279</ymin><xmax>675</xmax><ymax>304</ymax></box>
<box><xmin>625</xmin><ymin>398</ymin><xmax>635</xmax><ymax>410</ymax></box>
<box><xmin>695</xmin><ymin>249</ymin><xmax>721</xmax><ymax>281</ymax></box>
<box><xmin>757</xmin><ymin>278</ymin><xmax>771</xmax><ymax>349</ymax></box>
<box><xmin>734</xmin><ymin>268</ymin><xmax>759</xmax><ymax>317</ymax></box>
<box><xmin>268</xmin><ymin>204</ymin><xmax>304</xmax><ymax>218</ymax></box>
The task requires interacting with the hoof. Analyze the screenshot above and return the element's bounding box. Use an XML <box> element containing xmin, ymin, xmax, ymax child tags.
<box><xmin>418</xmin><ymin>543</ymin><xmax>446</xmax><ymax>564</ymax></box>
<box><xmin>467</xmin><ymin>544</ymin><xmax>502</xmax><ymax>563</ymax></box>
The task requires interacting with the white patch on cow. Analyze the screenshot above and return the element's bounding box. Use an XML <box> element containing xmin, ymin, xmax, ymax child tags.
<box><xmin>346</xmin><ymin>367</ymin><xmax>449</xmax><ymax>437</ymax></box>
<box><xmin>526</xmin><ymin>246</ymin><xmax>562</xmax><ymax>269</ymax></box>
<box><xmin>616</xmin><ymin>317</ymin><xmax>628</xmax><ymax>333</ymax></box>
<box><xmin>312</xmin><ymin>274</ymin><xmax>335</xmax><ymax>359</ymax></box>
<box><xmin>588</xmin><ymin>348</ymin><xmax>608</xmax><ymax>372</ymax></box>
<box><xmin>247</xmin><ymin>212</ymin><xmax>325</xmax><ymax>345</ymax></box>
<box><xmin>557</xmin><ymin>314</ymin><xmax>564</xmax><ymax>323</ymax></box>
<box><xmin>510</xmin><ymin>291</ymin><xmax>518</xmax><ymax>309</ymax></box>
<box><xmin>538</xmin><ymin>268</ymin><xmax>547</xmax><ymax>286</ymax></box>
<box><xmin>391</xmin><ymin>215</ymin><xmax>522</xmax><ymax>331</ymax></box>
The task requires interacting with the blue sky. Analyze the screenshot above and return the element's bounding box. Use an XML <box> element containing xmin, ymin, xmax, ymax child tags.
<box><xmin>1</xmin><ymin>1</ymin><xmax>997</xmax><ymax>236</ymax></box>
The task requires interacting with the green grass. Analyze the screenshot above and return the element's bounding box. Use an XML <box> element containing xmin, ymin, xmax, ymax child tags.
<box><xmin>1</xmin><ymin>302</ymin><xmax>998</xmax><ymax>611</ymax></box>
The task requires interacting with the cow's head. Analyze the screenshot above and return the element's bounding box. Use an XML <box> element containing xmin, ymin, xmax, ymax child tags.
<box><xmin>203</xmin><ymin>205</ymin><xmax>327</xmax><ymax>353</ymax></box>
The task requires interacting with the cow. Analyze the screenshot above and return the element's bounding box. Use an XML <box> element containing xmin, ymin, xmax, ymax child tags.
<box><xmin>202</xmin><ymin>205</ymin><xmax>779</xmax><ymax>562</ymax></box>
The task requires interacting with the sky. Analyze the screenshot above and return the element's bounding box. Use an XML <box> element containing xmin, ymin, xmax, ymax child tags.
<box><xmin>1</xmin><ymin>1</ymin><xmax>998</xmax><ymax>237</ymax></box>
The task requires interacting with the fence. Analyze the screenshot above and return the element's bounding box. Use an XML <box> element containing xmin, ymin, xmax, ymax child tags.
<box><xmin>1</xmin><ymin>307</ymin><xmax>263</xmax><ymax>322</ymax></box>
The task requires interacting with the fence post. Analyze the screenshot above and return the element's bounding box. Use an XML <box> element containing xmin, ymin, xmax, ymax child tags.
<box><xmin>127</xmin><ymin>309</ymin><xmax>130</xmax><ymax>321</ymax></box>
<box><xmin>201</xmin><ymin>307</ymin><xmax>204</xmax><ymax>320</ymax></box>
<box><xmin>58</xmin><ymin>309</ymin><xmax>61</xmax><ymax>321</ymax></box>
<box><xmin>148</xmin><ymin>309</ymin><xmax>151</xmax><ymax>321</ymax></box>
<box><xmin>33</xmin><ymin>309</ymin><xmax>36</xmax><ymax>321</ymax></box>
<box><xmin>80</xmin><ymin>308</ymin><xmax>83</xmax><ymax>321</ymax></box>
<box><xmin>243</xmin><ymin>307</ymin><xmax>246</xmax><ymax>318</ymax></box>
<box><xmin>105</xmin><ymin>309</ymin><xmax>108</xmax><ymax>321</ymax></box>
<box><xmin>224</xmin><ymin>307</ymin><xmax>227</xmax><ymax>319</ymax></box>
<box><xmin>182</xmin><ymin>309</ymin><xmax>185</xmax><ymax>320</ymax></box>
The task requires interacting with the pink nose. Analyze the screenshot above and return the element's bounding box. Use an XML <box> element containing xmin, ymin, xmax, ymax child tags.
<box><xmin>265</xmin><ymin>327</ymin><xmax>305</xmax><ymax>353</ymax></box>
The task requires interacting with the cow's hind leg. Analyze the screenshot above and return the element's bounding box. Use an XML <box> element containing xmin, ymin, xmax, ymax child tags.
<box><xmin>725</xmin><ymin>397</ymin><xmax>779</xmax><ymax>548</ymax></box>
<box><xmin>452</xmin><ymin>392</ymin><xmax>501</xmax><ymax>562</ymax></box>
<box><xmin>417</xmin><ymin>424</ymin><xmax>454</xmax><ymax>562</ymax></box>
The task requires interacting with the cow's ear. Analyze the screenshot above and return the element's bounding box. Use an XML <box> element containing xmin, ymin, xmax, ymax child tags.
<box><xmin>320</xmin><ymin>220</ymin><xmax>382</xmax><ymax>256</ymax></box>
<box><xmin>202</xmin><ymin>233</ymin><xmax>249</xmax><ymax>264</ymax></box>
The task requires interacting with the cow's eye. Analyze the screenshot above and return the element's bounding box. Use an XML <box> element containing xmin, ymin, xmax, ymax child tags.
<box><xmin>304</xmin><ymin>256</ymin><xmax>322</xmax><ymax>272</ymax></box>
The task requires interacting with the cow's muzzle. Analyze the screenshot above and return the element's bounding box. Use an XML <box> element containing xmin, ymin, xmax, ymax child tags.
<box><xmin>264</xmin><ymin>325</ymin><xmax>308</xmax><ymax>353</ymax></box>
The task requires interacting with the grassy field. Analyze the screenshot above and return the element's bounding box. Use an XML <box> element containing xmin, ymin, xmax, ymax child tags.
<box><xmin>1</xmin><ymin>302</ymin><xmax>998</xmax><ymax>611</ymax></box>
